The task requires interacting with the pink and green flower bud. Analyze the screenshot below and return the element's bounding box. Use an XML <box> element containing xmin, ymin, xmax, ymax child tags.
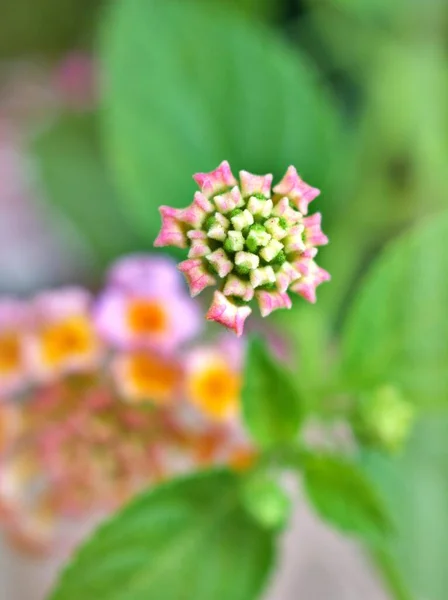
<box><xmin>247</xmin><ymin>196</ymin><xmax>273</xmax><ymax>218</ymax></box>
<box><xmin>256</xmin><ymin>290</ymin><xmax>292</xmax><ymax>317</ymax></box>
<box><xmin>224</xmin><ymin>231</ymin><xmax>245</xmax><ymax>253</ymax></box>
<box><xmin>273</xmin><ymin>165</ymin><xmax>320</xmax><ymax>215</ymax></box>
<box><xmin>180</xmin><ymin>192</ymin><xmax>214</xmax><ymax>228</ymax></box>
<box><xmin>250</xmin><ymin>266</ymin><xmax>276</xmax><ymax>289</ymax></box>
<box><xmin>276</xmin><ymin>262</ymin><xmax>301</xmax><ymax>293</ymax></box>
<box><xmin>223</xmin><ymin>276</ymin><xmax>254</xmax><ymax>302</ymax></box>
<box><xmin>154</xmin><ymin>206</ymin><xmax>187</xmax><ymax>248</ymax></box>
<box><xmin>178</xmin><ymin>259</ymin><xmax>216</xmax><ymax>297</ymax></box>
<box><xmin>194</xmin><ymin>160</ymin><xmax>237</xmax><ymax>198</ymax></box>
<box><xmin>291</xmin><ymin>258</ymin><xmax>331</xmax><ymax>303</ymax></box>
<box><xmin>240</xmin><ymin>171</ymin><xmax>273</xmax><ymax>198</ymax></box>
<box><xmin>303</xmin><ymin>213</ymin><xmax>329</xmax><ymax>247</ymax></box>
<box><xmin>214</xmin><ymin>187</ymin><xmax>244</xmax><ymax>213</ymax></box>
<box><xmin>187</xmin><ymin>230</ymin><xmax>212</xmax><ymax>259</ymax></box>
<box><xmin>206</xmin><ymin>291</ymin><xmax>252</xmax><ymax>337</ymax></box>
<box><xmin>231</xmin><ymin>209</ymin><xmax>254</xmax><ymax>231</ymax></box>
<box><xmin>272</xmin><ymin>197</ymin><xmax>302</xmax><ymax>224</ymax></box>
<box><xmin>259</xmin><ymin>239</ymin><xmax>284</xmax><ymax>263</ymax></box>
<box><xmin>235</xmin><ymin>251</ymin><xmax>259</xmax><ymax>272</ymax></box>
<box><xmin>246</xmin><ymin>225</ymin><xmax>271</xmax><ymax>252</ymax></box>
<box><xmin>264</xmin><ymin>217</ymin><xmax>287</xmax><ymax>241</ymax></box>
<box><xmin>206</xmin><ymin>249</ymin><xmax>233</xmax><ymax>278</ymax></box>
<box><xmin>154</xmin><ymin>162</ymin><xmax>330</xmax><ymax>335</ymax></box>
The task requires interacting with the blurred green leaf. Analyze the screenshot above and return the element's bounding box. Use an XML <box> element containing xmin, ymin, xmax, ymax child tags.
<box><xmin>242</xmin><ymin>338</ymin><xmax>302</xmax><ymax>448</ymax></box>
<box><xmin>50</xmin><ymin>470</ymin><xmax>275</xmax><ymax>600</ymax></box>
<box><xmin>302</xmin><ymin>454</ymin><xmax>391</xmax><ymax>544</ymax></box>
<box><xmin>241</xmin><ymin>472</ymin><xmax>292</xmax><ymax>531</ymax></box>
<box><xmin>0</xmin><ymin>0</ymin><xmax>102</xmax><ymax>57</ymax></box>
<box><xmin>31</xmin><ymin>113</ymin><xmax>146</xmax><ymax>270</ymax></box>
<box><xmin>341</xmin><ymin>211</ymin><xmax>448</xmax><ymax>406</ymax></box>
<box><xmin>100</xmin><ymin>0</ymin><xmax>342</xmax><ymax>242</ymax></box>
<box><xmin>363</xmin><ymin>414</ymin><xmax>448</xmax><ymax>600</ymax></box>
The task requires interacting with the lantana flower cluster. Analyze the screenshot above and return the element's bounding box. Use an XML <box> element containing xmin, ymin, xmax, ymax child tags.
<box><xmin>0</xmin><ymin>255</ymin><xmax>254</xmax><ymax>555</ymax></box>
<box><xmin>155</xmin><ymin>161</ymin><xmax>330</xmax><ymax>336</ymax></box>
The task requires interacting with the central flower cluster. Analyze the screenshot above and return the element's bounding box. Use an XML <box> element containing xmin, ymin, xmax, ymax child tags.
<box><xmin>155</xmin><ymin>161</ymin><xmax>330</xmax><ymax>336</ymax></box>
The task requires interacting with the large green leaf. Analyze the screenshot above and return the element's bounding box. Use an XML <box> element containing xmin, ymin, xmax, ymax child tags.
<box><xmin>363</xmin><ymin>413</ymin><xmax>448</xmax><ymax>600</ymax></box>
<box><xmin>31</xmin><ymin>113</ymin><xmax>146</xmax><ymax>270</ymax></box>
<box><xmin>50</xmin><ymin>470</ymin><xmax>275</xmax><ymax>600</ymax></box>
<box><xmin>340</xmin><ymin>212</ymin><xmax>448</xmax><ymax>406</ymax></box>
<box><xmin>100</xmin><ymin>0</ymin><xmax>341</xmax><ymax>242</ymax></box>
<box><xmin>242</xmin><ymin>338</ymin><xmax>303</xmax><ymax>448</ymax></box>
<box><xmin>302</xmin><ymin>454</ymin><xmax>391</xmax><ymax>544</ymax></box>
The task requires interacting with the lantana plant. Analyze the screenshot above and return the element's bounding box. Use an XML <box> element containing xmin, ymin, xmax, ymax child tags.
<box><xmin>155</xmin><ymin>161</ymin><xmax>330</xmax><ymax>336</ymax></box>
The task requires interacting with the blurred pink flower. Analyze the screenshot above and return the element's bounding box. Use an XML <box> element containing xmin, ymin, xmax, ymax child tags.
<box><xmin>184</xmin><ymin>334</ymin><xmax>245</xmax><ymax>422</ymax></box>
<box><xmin>26</xmin><ymin>287</ymin><xmax>102</xmax><ymax>382</ymax></box>
<box><xmin>94</xmin><ymin>255</ymin><xmax>201</xmax><ymax>353</ymax></box>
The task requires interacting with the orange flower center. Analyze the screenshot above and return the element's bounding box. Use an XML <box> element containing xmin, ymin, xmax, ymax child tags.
<box><xmin>127</xmin><ymin>300</ymin><xmax>167</xmax><ymax>335</ymax></box>
<box><xmin>41</xmin><ymin>316</ymin><xmax>97</xmax><ymax>366</ymax></box>
<box><xmin>188</xmin><ymin>362</ymin><xmax>240</xmax><ymax>419</ymax></box>
<box><xmin>0</xmin><ymin>333</ymin><xmax>22</xmax><ymax>374</ymax></box>
<box><xmin>126</xmin><ymin>353</ymin><xmax>180</xmax><ymax>404</ymax></box>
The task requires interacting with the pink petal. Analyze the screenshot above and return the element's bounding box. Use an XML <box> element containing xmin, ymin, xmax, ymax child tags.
<box><xmin>178</xmin><ymin>259</ymin><xmax>216</xmax><ymax>297</ymax></box>
<box><xmin>179</xmin><ymin>192</ymin><xmax>214</xmax><ymax>228</ymax></box>
<box><xmin>239</xmin><ymin>170</ymin><xmax>273</xmax><ymax>198</ymax></box>
<box><xmin>154</xmin><ymin>206</ymin><xmax>187</xmax><ymax>248</ymax></box>
<box><xmin>290</xmin><ymin>259</ymin><xmax>330</xmax><ymax>304</ymax></box>
<box><xmin>206</xmin><ymin>291</ymin><xmax>251</xmax><ymax>337</ymax></box>
<box><xmin>273</xmin><ymin>166</ymin><xmax>320</xmax><ymax>215</ymax></box>
<box><xmin>303</xmin><ymin>213</ymin><xmax>329</xmax><ymax>247</ymax></box>
<box><xmin>276</xmin><ymin>262</ymin><xmax>301</xmax><ymax>293</ymax></box>
<box><xmin>193</xmin><ymin>161</ymin><xmax>237</xmax><ymax>198</ymax></box>
<box><xmin>256</xmin><ymin>290</ymin><xmax>292</xmax><ymax>317</ymax></box>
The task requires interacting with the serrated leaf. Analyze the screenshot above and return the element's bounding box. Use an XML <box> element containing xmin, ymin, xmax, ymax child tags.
<box><xmin>242</xmin><ymin>338</ymin><xmax>302</xmax><ymax>448</ymax></box>
<box><xmin>50</xmin><ymin>470</ymin><xmax>275</xmax><ymax>600</ymax></box>
<box><xmin>31</xmin><ymin>113</ymin><xmax>146</xmax><ymax>270</ymax></box>
<box><xmin>100</xmin><ymin>0</ymin><xmax>341</xmax><ymax>241</ymax></box>
<box><xmin>302</xmin><ymin>454</ymin><xmax>391</xmax><ymax>544</ymax></box>
<box><xmin>341</xmin><ymin>211</ymin><xmax>448</xmax><ymax>406</ymax></box>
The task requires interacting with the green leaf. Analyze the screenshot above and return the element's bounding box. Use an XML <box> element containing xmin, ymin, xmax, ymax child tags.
<box><xmin>100</xmin><ymin>0</ymin><xmax>341</xmax><ymax>241</ymax></box>
<box><xmin>242</xmin><ymin>338</ymin><xmax>302</xmax><ymax>448</ymax></box>
<box><xmin>341</xmin><ymin>211</ymin><xmax>448</xmax><ymax>406</ymax></box>
<box><xmin>302</xmin><ymin>454</ymin><xmax>391</xmax><ymax>544</ymax></box>
<box><xmin>31</xmin><ymin>113</ymin><xmax>146</xmax><ymax>270</ymax></box>
<box><xmin>241</xmin><ymin>472</ymin><xmax>292</xmax><ymax>531</ymax></box>
<box><xmin>363</xmin><ymin>414</ymin><xmax>448</xmax><ymax>600</ymax></box>
<box><xmin>50</xmin><ymin>469</ymin><xmax>275</xmax><ymax>600</ymax></box>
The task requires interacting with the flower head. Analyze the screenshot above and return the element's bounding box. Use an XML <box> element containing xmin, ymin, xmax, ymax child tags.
<box><xmin>94</xmin><ymin>254</ymin><xmax>201</xmax><ymax>353</ymax></box>
<box><xmin>154</xmin><ymin>161</ymin><xmax>330</xmax><ymax>336</ymax></box>
<box><xmin>27</xmin><ymin>288</ymin><xmax>102</xmax><ymax>382</ymax></box>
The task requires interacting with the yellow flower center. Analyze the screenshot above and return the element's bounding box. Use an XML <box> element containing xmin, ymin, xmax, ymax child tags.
<box><xmin>127</xmin><ymin>300</ymin><xmax>167</xmax><ymax>335</ymax></box>
<box><xmin>40</xmin><ymin>316</ymin><xmax>97</xmax><ymax>366</ymax></box>
<box><xmin>126</xmin><ymin>352</ymin><xmax>180</xmax><ymax>403</ymax></box>
<box><xmin>0</xmin><ymin>333</ymin><xmax>22</xmax><ymax>374</ymax></box>
<box><xmin>187</xmin><ymin>361</ymin><xmax>240</xmax><ymax>419</ymax></box>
